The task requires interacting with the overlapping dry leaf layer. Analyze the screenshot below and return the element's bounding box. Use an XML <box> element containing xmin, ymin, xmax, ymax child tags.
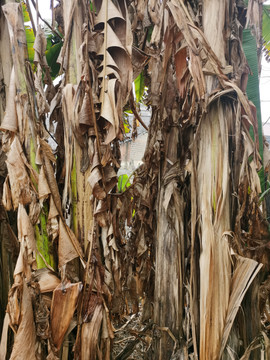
<box><xmin>0</xmin><ymin>0</ymin><xmax>270</xmax><ymax>360</ymax></box>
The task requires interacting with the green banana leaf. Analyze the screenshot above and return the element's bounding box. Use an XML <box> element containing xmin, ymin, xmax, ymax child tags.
<box><xmin>134</xmin><ymin>72</ymin><xmax>145</xmax><ymax>103</ymax></box>
<box><xmin>263</xmin><ymin>5</ymin><xmax>270</xmax><ymax>59</ymax></box>
<box><xmin>243</xmin><ymin>28</ymin><xmax>265</xmax><ymax>191</ymax></box>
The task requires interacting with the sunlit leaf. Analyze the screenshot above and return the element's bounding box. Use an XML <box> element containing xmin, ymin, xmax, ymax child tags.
<box><xmin>21</xmin><ymin>1</ymin><xmax>30</xmax><ymax>22</ymax></box>
<box><xmin>118</xmin><ymin>174</ymin><xmax>131</xmax><ymax>193</ymax></box>
<box><xmin>25</xmin><ymin>25</ymin><xmax>35</xmax><ymax>64</ymax></box>
<box><xmin>243</xmin><ymin>28</ymin><xmax>264</xmax><ymax>190</ymax></box>
<box><xmin>263</xmin><ymin>5</ymin><xmax>270</xmax><ymax>60</ymax></box>
<box><xmin>134</xmin><ymin>72</ymin><xmax>145</xmax><ymax>102</ymax></box>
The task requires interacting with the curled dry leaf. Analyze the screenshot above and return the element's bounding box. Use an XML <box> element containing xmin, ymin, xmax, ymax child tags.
<box><xmin>58</xmin><ymin>218</ymin><xmax>84</xmax><ymax>267</ymax></box>
<box><xmin>32</xmin><ymin>268</ymin><xmax>61</xmax><ymax>293</ymax></box>
<box><xmin>88</xmin><ymin>163</ymin><xmax>117</xmax><ymax>201</ymax></box>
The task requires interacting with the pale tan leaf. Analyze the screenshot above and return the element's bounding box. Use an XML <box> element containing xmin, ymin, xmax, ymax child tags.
<box><xmin>48</xmin><ymin>195</ymin><xmax>59</xmax><ymax>220</ymax></box>
<box><xmin>17</xmin><ymin>203</ymin><xmax>36</xmax><ymax>250</ymax></box>
<box><xmin>219</xmin><ymin>256</ymin><xmax>263</xmax><ymax>358</ymax></box>
<box><xmin>98</xmin><ymin>53</ymin><xmax>120</xmax><ymax>79</ymax></box>
<box><xmin>34</xmin><ymin>25</ymin><xmax>48</xmax><ymax>66</ymax></box>
<box><xmin>0</xmin><ymin>313</ymin><xmax>10</xmax><ymax>360</ymax></box>
<box><xmin>10</xmin><ymin>281</ymin><xmax>36</xmax><ymax>360</ymax></box>
<box><xmin>61</xmin><ymin>84</ymin><xmax>75</xmax><ymax>208</ymax></box>
<box><xmin>100</xmin><ymin>79</ymin><xmax>119</xmax><ymax>140</ymax></box>
<box><xmin>98</xmin><ymin>24</ymin><xmax>127</xmax><ymax>56</ymax></box>
<box><xmin>95</xmin><ymin>0</ymin><xmax>124</xmax><ymax>25</ymax></box>
<box><xmin>0</xmin><ymin>66</ymin><xmax>17</xmax><ymax>132</ymax></box>
<box><xmin>2</xmin><ymin>176</ymin><xmax>13</xmax><ymax>211</ymax></box>
<box><xmin>14</xmin><ymin>204</ymin><xmax>36</xmax><ymax>277</ymax></box>
<box><xmin>13</xmin><ymin>246</ymin><xmax>24</xmax><ymax>278</ymax></box>
<box><xmin>81</xmin><ymin>304</ymin><xmax>103</xmax><ymax>360</ymax></box>
<box><xmin>39</xmin><ymin>165</ymin><xmax>51</xmax><ymax>200</ymax></box>
<box><xmin>58</xmin><ymin>218</ymin><xmax>79</xmax><ymax>267</ymax></box>
<box><xmin>6</xmin><ymin>137</ymin><xmax>34</xmax><ymax>209</ymax></box>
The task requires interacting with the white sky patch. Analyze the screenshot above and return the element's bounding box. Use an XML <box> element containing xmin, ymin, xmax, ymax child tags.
<box><xmin>29</xmin><ymin>0</ymin><xmax>52</xmax><ymax>26</ymax></box>
<box><xmin>261</xmin><ymin>0</ymin><xmax>270</xmax><ymax>135</ymax></box>
<box><xmin>260</xmin><ymin>57</ymin><xmax>270</xmax><ymax>135</ymax></box>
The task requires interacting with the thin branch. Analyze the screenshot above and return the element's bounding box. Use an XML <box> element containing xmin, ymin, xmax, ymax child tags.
<box><xmin>129</xmin><ymin>91</ymin><xmax>149</xmax><ymax>131</ymax></box>
<box><xmin>25</xmin><ymin>0</ymin><xmax>36</xmax><ymax>36</ymax></box>
<box><xmin>263</xmin><ymin>116</ymin><xmax>270</xmax><ymax>126</ymax></box>
<box><xmin>51</xmin><ymin>0</ymin><xmax>55</xmax><ymax>30</ymax></box>
<box><xmin>36</xmin><ymin>0</ymin><xmax>39</xmax><ymax>27</ymax></box>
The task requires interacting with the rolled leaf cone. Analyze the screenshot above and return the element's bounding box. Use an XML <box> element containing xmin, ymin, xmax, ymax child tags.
<box><xmin>32</xmin><ymin>268</ymin><xmax>61</xmax><ymax>293</ymax></box>
<box><xmin>79</xmin><ymin>92</ymin><xmax>94</xmax><ymax>133</ymax></box>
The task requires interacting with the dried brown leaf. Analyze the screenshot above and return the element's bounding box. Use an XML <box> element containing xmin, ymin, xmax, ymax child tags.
<box><xmin>175</xmin><ymin>47</ymin><xmax>188</xmax><ymax>98</ymax></box>
<box><xmin>51</xmin><ymin>281</ymin><xmax>82</xmax><ymax>351</ymax></box>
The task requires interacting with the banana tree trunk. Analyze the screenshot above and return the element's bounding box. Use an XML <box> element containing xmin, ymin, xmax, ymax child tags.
<box><xmin>150</xmin><ymin>1</ymin><xmax>265</xmax><ymax>359</ymax></box>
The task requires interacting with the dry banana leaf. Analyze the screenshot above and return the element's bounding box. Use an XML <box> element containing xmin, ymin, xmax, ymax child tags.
<box><xmin>51</xmin><ymin>281</ymin><xmax>82</xmax><ymax>351</ymax></box>
<box><xmin>6</xmin><ymin>137</ymin><xmax>35</xmax><ymax>209</ymax></box>
<box><xmin>0</xmin><ymin>66</ymin><xmax>17</xmax><ymax>132</ymax></box>
<box><xmin>9</xmin><ymin>281</ymin><xmax>36</xmax><ymax>360</ymax></box>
